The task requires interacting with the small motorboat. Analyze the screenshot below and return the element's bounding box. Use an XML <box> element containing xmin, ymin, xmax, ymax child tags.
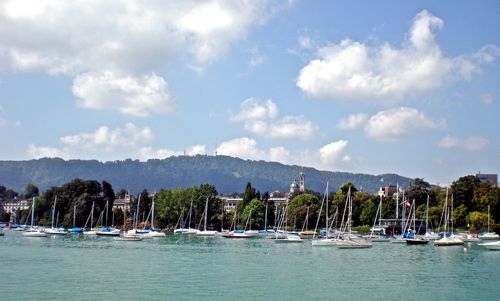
<box><xmin>478</xmin><ymin>240</ymin><xmax>500</xmax><ymax>250</ymax></box>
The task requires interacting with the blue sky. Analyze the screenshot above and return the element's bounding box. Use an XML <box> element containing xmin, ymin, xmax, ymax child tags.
<box><xmin>0</xmin><ymin>0</ymin><xmax>498</xmax><ymax>186</ymax></box>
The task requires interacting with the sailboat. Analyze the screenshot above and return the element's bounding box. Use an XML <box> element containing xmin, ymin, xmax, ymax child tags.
<box><xmin>68</xmin><ymin>205</ymin><xmax>82</xmax><ymax>233</ymax></box>
<box><xmin>298</xmin><ymin>207</ymin><xmax>318</xmax><ymax>238</ymax></box>
<box><xmin>478</xmin><ymin>205</ymin><xmax>499</xmax><ymax>240</ymax></box>
<box><xmin>22</xmin><ymin>197</ymin><xmax>47</xmax><ymax>237</ymax></box>
<box><xmin>174</xmin><ymin>201</ymin><xmax>199</xmax><ymax>234</ymax></box>
<box><xmin>405</xmin><ymin>199</ymin><xmax>429</xmax><ymax>245</ymax></box>
<box><xmin>83</xmin><ymin>201</ymin><xmax>97</xmax><ymax>235</ymax></box>
<box><xmin>197</xmin><ymin>196</ymin><xmax>218</xmax><ymax>237</ymax></box>
<box><xmin>312</xmin><ymin>182</ymin><xmax>340</xmax><ymax>246</ymax></box>
<box><xmin>142</xmin><ymin>196</ymin><xmax>166</xmax><ymax>238</ymax></box>
<box><xmin>423</xmin><ymin>195</ymin><xmax>439</xmax><ymax>240</ymax></box>
<box><xmin>274</xmin><ymin>205</ymin><xmax>304</xmax><ymax>243</ymax></box>
<box><xmin>335</xmin><ymin>187</ymin><xmax>372</xmax><ymax>249</ymax></box>
<box><xmin>45</xmin><ymin>197</ymin><xmax>68</xmax><ymax>235</ymax></box>
<box><xmin>434</xmin><ymin>188</ymin><xmax>464</xmax><ymax>247</ymax></box>
<box><xmin>364</xmin><ymin>195</ymin><xmax>389</xmax><ymax>242</ymax></box>
<box><xmin>96</xmin><ymin>201</ymin><xmax>120</xmax><ymax>236</ymax></box>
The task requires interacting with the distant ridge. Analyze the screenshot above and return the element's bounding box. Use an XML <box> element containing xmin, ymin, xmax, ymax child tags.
<box><xmin>0</xmin><ymin>155</ymin><xmax>412</xmax><ymax>194</ymax></box>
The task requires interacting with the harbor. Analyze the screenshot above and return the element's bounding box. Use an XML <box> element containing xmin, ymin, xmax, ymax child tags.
<box><xmin>0</xmin><ymin>229</ymin><xmax>498</xmax><ymax>301</ymax></box>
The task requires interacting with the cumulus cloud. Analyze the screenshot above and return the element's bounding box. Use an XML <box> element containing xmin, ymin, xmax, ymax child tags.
<box><xmin>364</xmin><ymin>107</ymin><xmax>444</xmax><ymax>141</ymax></box>
<box><xmin>337</xmin><ymin>113</ymin><xmax>368</xmax><ymax>129</ymax></box>
<box><xmin>297</xmin><ymin>10</ymin><xmax>499</xmax><ymax>102</ymax></box>
<box><xmin>27</xmin><ymin>145</ymin><xmax>68</xmax><ymax>159</ymax></box>
<box><xmin>216</xmin><ymin>137</ymin><xmax>350</xmax><ymax>170</ymax></box>
<box><xmin>439</xmin><ymin>135</ymin><xmax>489</xmax><ymax>151</ymax></box>
<box><xmin>59</xmin><ymin>123</ymin><xmax>153</xmax><ymax>152</ymax></box>
<box><xmin>231</xmin><ymin>98</ymin><xmax>278</xmax><ymax>121</ymax></box>
<box><xmin>0</xmin><ymin>1</ymin><xmax>279</xmax><ymax>116</ymax></box>
<box><xmin>72</xmin><ymin>71</ymin><xmax>174</xmax><ymax>117</ymax></box>
<box><xmin>231</xmin><ymin>98</ymin><xmax>316</xmax><ymax>139</ymax></box>
<box><xmin>28</xmin><ymin>123</ymin><xmax>207</xmax><ymax>160</ymax></box>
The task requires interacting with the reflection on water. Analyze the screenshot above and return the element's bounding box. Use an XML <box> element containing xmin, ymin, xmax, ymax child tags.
<box><xmin>0</xmin><ymin>231</ymin><xmax>498</xmax><ymax>301</ymax></box>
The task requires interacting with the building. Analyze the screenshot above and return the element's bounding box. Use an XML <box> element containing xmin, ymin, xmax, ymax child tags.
<box><xmin>476</xmin><ymin>173</ymin><xmax>498</xmax><ymax>187</ymax></box>
<box><xmin>378</xmin><ymin>185</ymin><xmax>398</xmax><ymax>197</ymax></box>
<box><xmin>1</xmin><ymin>198</ymin><xmax>29</xmax><ymax>214</ymax></box>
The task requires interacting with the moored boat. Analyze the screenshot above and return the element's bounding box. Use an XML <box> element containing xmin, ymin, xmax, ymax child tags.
<box><xmin>478</xmin><ymin>240</ymin><xmax>500</xmax><ymax>250</ymax></box>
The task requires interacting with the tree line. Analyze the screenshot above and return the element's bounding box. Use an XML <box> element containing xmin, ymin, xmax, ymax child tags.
<box><xmin>0</xmin><ymin>175</ymin><xmax>498</xmax><ymax>233</ymax></box>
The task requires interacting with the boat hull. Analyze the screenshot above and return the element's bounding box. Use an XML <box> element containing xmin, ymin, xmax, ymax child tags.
<box><xmin>406</xmin><ymin>238</ymin><xmax>430</xmax><ymax>245</ymax></box>
<box><xmin>478</xmin><ymin>241</ymin><xmax>500</xmax><ymax>250</ymax></box>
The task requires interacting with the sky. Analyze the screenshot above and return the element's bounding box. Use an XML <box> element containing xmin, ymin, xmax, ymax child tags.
<box><xmin>0</xmin><ymin>0</ymin><xmax>499</xmax><ymax>186</ymax></box>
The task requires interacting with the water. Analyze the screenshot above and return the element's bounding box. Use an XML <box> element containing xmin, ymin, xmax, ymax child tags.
<box><xmin>0</xmin><ymin>231</ymin><xmax>498</xmax><ymax>301</ymax></box>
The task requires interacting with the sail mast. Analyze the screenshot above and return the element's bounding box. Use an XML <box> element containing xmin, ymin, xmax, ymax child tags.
<box><xmin>31</xmin><ymin>197</ymin><xmax>35</xmax><ymax>227</ymax></box>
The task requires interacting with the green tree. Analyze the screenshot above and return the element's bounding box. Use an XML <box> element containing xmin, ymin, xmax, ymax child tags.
<box><xmin>240</xmin><ymin>199</ymin><xmax>265</xmax><ymax>230</ymax></box>
<box><xmin>287</xmin><ymin>193</ymin><xmax>320</xmax><ymax>230</ymax></box>
<box><xmin>22</xmin><ymin>183</ymin><xmax>39</xmax><ymax>199</ymax></box>
<box><xmin>451</xmin><ymin>175</ymin><xmax>479</xmax><ymax>209</ymax></box>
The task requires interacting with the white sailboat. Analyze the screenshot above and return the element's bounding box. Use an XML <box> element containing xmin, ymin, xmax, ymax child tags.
<box><xmin>142</xmin><ymin>196</ymin><xmax>166</xmax><ymax>238</ymax></box>
<box><xmin>364</xmin><ymin>195</ymin><xmax>389</xmax><ymax>242</ymax></box>
<box><xmin>45</xmin><ymin>197</ymin><xmax>68</xmax><ymax>235</ymax></box>
<box><xmin>335</xmin><ymin>186</ymin><xmax>372</xmax><ymax>249</ymax></box>
<box><xmin>478</xmin><ymin>205</ymin><xmax>499</xmax><ymax>240</ymax></box>
<box><xmin>434</xmin><ymin>188</ymin><xmax>463</xmax><ymax>247</ymax></box>
<box><xmin>273</xmin><ymin>204</ymin><xmax>304</xmax><ymax>243</ymax></box>
<box><xmin>174</xmin><ymin>200</ymin><xmax>199</xmax><ymax>234</ymax></box>
<box><xmin>197</xmin><ymin>196</ymin><xmax>217</xmax><ymax>237</ymax></box>
<box><xmin>478</xmin><ymin>240</ymin><xmax>500</xmax><ymax>250</ymax></box>
<box><xmin>22</xmin><ymin>197</ymin><xmax>47</xmax><ymax>237</ymax></box>
<box><xmin>312</xmin><ymin>182</ymin><xmax>340</xmax><ymax>246</ymax></box>
<box><xmin>83</xmin><ymin>201</ymin><xmax>97</xmax><ymax>235</ymax></box>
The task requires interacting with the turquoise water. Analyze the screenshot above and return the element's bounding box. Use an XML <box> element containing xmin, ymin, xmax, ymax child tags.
<box><xmin>0</xmin><ymin>231</ymin><xmax>498</xmax><ymax>301</ymax></box>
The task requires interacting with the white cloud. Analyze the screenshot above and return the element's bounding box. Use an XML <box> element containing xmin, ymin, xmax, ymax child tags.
<box><xmin>28</xmin><ymin>123</ymin><xmax>207</xmax><ymax>160</ymax></box>
<box><xmin>319</xmin><ymin>140</ymin><xmax>350</xmax><ymax>169</ymax></box>
<box><xmin>137</xmin><ymin>147</ymin><xmax>179</xmax><ymax>160</ymax></box>
<box><xmin>231</xmin><ymin>98</ymin><xmax>316</xmax><ymax>139</ymax></box>
<box><xmin>0</xmin><ymin>1</ymin><xmax>279</xmax><ymax>116</ymax></box>
<box><xmin>297</xmin><ymin>10</ymin><xmax>498</xmax><ymax>102</ymax></box>
<box><xmin>337</xmin><ymin>113</ymin><xmax>368</xmax><ymax>129</ymax></box>
<box><xmin>231</xmin><ymin>98</ymin><xmax>278</xmax><ymax>121</ymax></box>
<box><xmin>439</xmin><ymin>135</ymin><xmax>489</xmax><ymax>151</ymax></box>
<box><xmin>72</xmin><ymin>71</ymin><xmax>174</xmax><ymax>117</ymax></box>
<box><xmin>27</xmin><ymin>145</ymin><xmax>68</xmax><ymax>159</ymax></box>
<box><xmin>216</xmin><ymin>137</ymin><xmax>264</xmax><ymax>160</ymax></box>
<box><xmin>298</xmin><ymin>35</ymin><xmax>313</xmax><ymax>49</ymax></box>
<box><xmin>364</xmin><ymin>107</ymin><xmax>444</xmax><ymax>141</ymax></box>
<box><xmin>216</xmin><ymin>137</ymin><xmax>350</xmax><ymax>171</ymax></box>
<box><xmin>60</xmin><ymin>123</ymin><xmax>153</xmax><ymax>152</ymax></box>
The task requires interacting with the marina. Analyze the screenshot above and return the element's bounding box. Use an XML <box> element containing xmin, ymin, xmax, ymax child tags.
<box><xmin>0</xmin><ymin>229</ymin><xmax>499</xmax><ymax>301</ymax></box>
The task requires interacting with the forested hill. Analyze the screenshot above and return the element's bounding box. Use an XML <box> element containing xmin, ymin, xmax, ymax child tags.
<box><xmin>0</xmin><ymin>156</ymin><xmax>412</xmax><ymax>194</ymax></box>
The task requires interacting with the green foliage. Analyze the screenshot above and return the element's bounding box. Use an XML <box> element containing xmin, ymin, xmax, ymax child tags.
<box><xmin>240</xmin><ymin>199</ymin><xmax>265</xmax><ymax>230</ymax></box>
<box><xmin>359</xmin><ymin>200</ymin><xmax>377</xmax><ymax>226</ymax></box>
<box><xmin>22</xmin><ymin>183</ymin><xmax>39</xmax><ymax>199</ymax></box>
<box><xmin>287</xmin><ymin>193</ymin><xmax>320</xmax><ymax>229</ymax></box>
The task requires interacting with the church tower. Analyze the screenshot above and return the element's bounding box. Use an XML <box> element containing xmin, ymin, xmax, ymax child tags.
<box><xmin>299</xmin><ymin>171</ymin><xmax>305</xmax><ymax>192</ymax></box>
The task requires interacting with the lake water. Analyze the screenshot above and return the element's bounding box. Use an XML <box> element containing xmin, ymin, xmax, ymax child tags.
<box><xmin>0</xmin><ymin>231</ymin><xmax>498</xmax><ymax>301</ymax></box>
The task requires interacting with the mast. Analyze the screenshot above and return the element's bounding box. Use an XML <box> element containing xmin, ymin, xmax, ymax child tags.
<box><xmin>188</xmin><ymin>200</ymin><xmax>193</xmax><ymax>229</ymax></box>
<box><xmin>487</xmin><ymin>204</ymin><xmax>490</xmax><ymax>232</ymax></box>
<box><xmin>396</xmin><ymin>183</ymin><xmax>399</xmax><ymax>219</ymax></box>
<box><xmin>31</xmin><ymin>197</ymin><xmax>35</xmax><ymax>227</ymax></box>
<box><xmin>56</xmin><ymin>211</ymin><xmax>60</xmax><ymax>228</ymax></box>
<box><xmin>51</xmin><ymin>196</ymin><xmax>57</xmax><ymax>229</ymax></box>
<box><xmin>444</xmin><ymin>188</ymin><xmax>448</xmax><ymax>235</ymax></box>
<box><xmin>203</xmin><ymin>196</ymin><xmax>208</xmax><ymax>231</ymax></box>
<box><xmin>451</xmin><ymin>193</ymin><xmax>454</xmax><ymax>234</ymax></box>
<box><xmin>264</xmin><ymin>201</ymin><xmax>268</xmax><ymax>231</ymax></box>
<box><xmin>90</xmin><ymin>201</ymin><xmax>95</xmax><ymax>230</ymax></box>
<box><xmin>325</xmin><ymin>181</ymin><xmax>329</xmax><ymax>231</ymax></box>
<box><xmin>425</xmin><ymin>194</ymin><xmax>429</xmax><ymax>234</ymax></box>
<box><xmin>73</xmin><ymin>205</ymin><xmax>76</xmax><ymax>228</ymax></box>
<box><xmin>105</xmin><ymin>200</ymin><xmax>109</xmax><ymax>227</ymax></box>
<box><xmin>152</xmin><ymin>196</ymin><xmax>155</xmax><ymax>230</ymax></box>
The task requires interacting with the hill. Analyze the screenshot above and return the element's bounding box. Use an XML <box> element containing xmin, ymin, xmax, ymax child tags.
<box><xmin>0</xmin><ymin>155</ymin><xmax>412</xmax><ymax>194</ymax></box>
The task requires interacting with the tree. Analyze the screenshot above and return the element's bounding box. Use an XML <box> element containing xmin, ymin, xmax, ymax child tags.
<box><xmin>240</xmin><ymin>199</ymin><xmax>265</xmax><ymax>230</ymax></box>
<box><xmin>451</xmin><ymin>175</ymin><xmax>479</xmax><ymax>209</ymax></box>
<box><xmin>287</xmin><ymin>193</ymin><xmax>320</xmax><ymax>230</ymax></box>
<box><xmin>239</xmin><ymin>182</ymin><xmax>257</xmax><ymax>214</ymax></box>
<box><xmin>22</xmin><ymin>183</ymin><xmax>39</xmax><ymax>199</ymax></box>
